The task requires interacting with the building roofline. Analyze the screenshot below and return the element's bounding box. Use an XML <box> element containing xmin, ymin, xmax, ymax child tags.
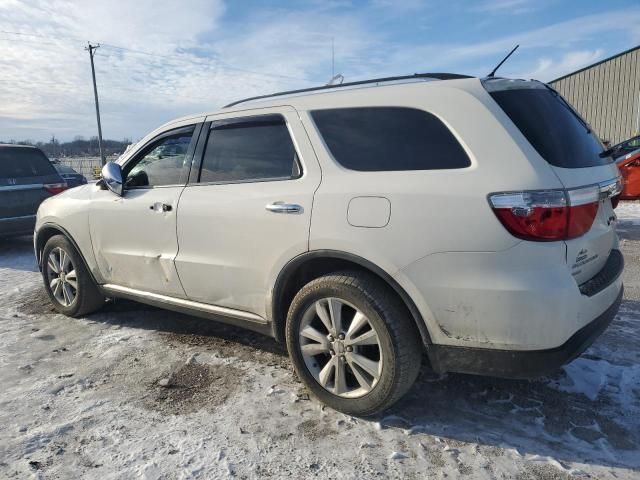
<box><xmin>224</xmin><ymin>73</ymin><xmax>473</xmax><ymax>108</ymax></box>
<box><xmin>550</xmin><ymin>45</ymin><xmax>640</xmax><ymax>83</ymax></box>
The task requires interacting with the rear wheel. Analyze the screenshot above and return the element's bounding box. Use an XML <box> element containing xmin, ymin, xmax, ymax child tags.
<box><xmin>286</xmin><ymin>271</ymin><xmax>422</xmax><ymax>416</ymax></box>
<box><xmin>42</xmin><ymin>235</ymin><xmax>105</xmax><ymax>317</ymax></box>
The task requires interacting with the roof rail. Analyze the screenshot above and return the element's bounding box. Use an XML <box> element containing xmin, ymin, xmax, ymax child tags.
<box><xmin>224</xmin><ymin>72</ymin><xmax>472</xmax><ymax>108</ymax></box>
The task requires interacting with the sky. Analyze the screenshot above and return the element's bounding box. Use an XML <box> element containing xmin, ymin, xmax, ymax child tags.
<box><xmin>0</xmin><ymin>0</ymin><xmax>639</xmax><ymax>142</ymax></box>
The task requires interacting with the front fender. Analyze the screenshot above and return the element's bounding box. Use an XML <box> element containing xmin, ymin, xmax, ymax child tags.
<box><xmin>35</xmin><ymin>184</ymin><xmax>104</xmax><ymax>283</ymax></box>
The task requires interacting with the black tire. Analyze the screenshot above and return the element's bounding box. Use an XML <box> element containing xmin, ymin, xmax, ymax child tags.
<box><xmin>41</xmin><ymin>234</ymin><xmax>105</xmax><ymax>317</ymax></box>
<box><xmin>286</xmin><ymin>270</ymin><xmax>422</xmax><ymax>416</ymax></box>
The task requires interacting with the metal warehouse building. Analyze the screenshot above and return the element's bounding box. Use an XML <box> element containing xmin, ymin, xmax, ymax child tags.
<box><xmin>550</xmin><ymin>45</ymin><xmax>640</xmax><ymax>145</ymax></box>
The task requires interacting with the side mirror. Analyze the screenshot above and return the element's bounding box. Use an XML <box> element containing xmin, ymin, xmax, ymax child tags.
<box><xmin>101</xmin><ymin>161</ymin><xmax>124</xmax><ymax>196</ymax></box>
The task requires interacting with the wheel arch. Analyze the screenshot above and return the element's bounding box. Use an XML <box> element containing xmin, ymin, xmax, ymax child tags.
<box><xmin>270</xmin><ymin>250</ymin><xmax>432</xmax><ymax>348</ymax></box>
<box><xmin>35</xmin><ymin>223</ymin><xmax>98</xmax><ymax>285</ymax></box>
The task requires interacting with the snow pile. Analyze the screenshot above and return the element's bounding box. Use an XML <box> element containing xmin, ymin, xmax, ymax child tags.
<box><xmin>547</xmin><ymin>357</ymin><xmax>609</xmax><ymax>400</ymax></box>
<box><xmin>615</xmin><ymin>200</ymin><xmax>640</xmax><ymax>224</ymax></box>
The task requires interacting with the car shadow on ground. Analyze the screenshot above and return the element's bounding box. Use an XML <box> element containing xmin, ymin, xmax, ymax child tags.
<box><xmin>616</xmin><ymin>220</ymin><xmax>640</xmax><ymax>241</ymax></box>
<box><xmin>8</xmin><ymin>237</ymin><xmax>640</xmax><ymax>472</ymax></box>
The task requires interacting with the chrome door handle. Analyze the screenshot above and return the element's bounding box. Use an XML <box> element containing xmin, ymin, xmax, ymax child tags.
<box><xmin>265</xmin><ymin>202</ymin><xmax>302</xmax><ymax>214</ymax></box>
<box><xmin>149</xmin><ymin>203</ymin><xmax>172</xmax><ymax>212</ymax></box>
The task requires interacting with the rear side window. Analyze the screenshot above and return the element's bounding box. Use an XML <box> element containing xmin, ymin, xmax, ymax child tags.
<box><xmin>199</xmin><ymin>116</ymin><xmax>300</xmax><ymax>183</ymax></box>
<box><xmin>310</xmin><ymin>107</ymin><xmax>470</xmax><ymax>171</ymax></box>
<box><xmin>0</xmin><ymin>147</ymin><xmax>56</xmax><ymax>178</ymax></box>
<box><xmin>489</xmin><ymin>87</ymin><xmax>609</xmax><ymax>168</ymax></box>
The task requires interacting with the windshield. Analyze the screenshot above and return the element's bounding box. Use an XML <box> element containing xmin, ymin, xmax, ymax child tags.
<box><xmin>0</xmin><ymin>147</ymin><xmax>57</xmax><ymax>178</ymax></box>
<box><xmin>485</xmin><ymin>80</ymin><xmax>610</xmax><ymax>169</ymax></box>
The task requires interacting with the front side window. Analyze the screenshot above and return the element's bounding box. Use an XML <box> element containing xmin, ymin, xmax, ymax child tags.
<box><xmin>311</xmin><ymin>107</ymin><xmax>471</xmax><ymax>171</ymax></box>
<box><xmin>199</xmin><ymin>116</ymin><xmax>300</xmax><ymax>183</ymax></box>
<box><xmin>124</xmin><ymin>129</ymin><xmax>194</xmax><ymax>187</ymax></box>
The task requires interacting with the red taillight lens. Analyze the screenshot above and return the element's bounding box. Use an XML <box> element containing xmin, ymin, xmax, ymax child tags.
<box><xmin>44</xmin><ymin>182</ymin><xmax>68</xmax><ymax>195</ymax></box>
<box><xmin>489</xmin><ymin>186</ymin><xmax>599</xmax><ymax>241</ymax></box>
<box><xmin>490</xmin><ymin>190</ymin><xmax>568</xmax><ymax>241</ymax></box>
<box><xmin>566</xmin><ymin>186</ymin><xmax>599</xmax><ymax>239</ymax></box>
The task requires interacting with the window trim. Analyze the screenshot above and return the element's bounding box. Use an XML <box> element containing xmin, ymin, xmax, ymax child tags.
<box><xmin>309</xmin><ymin>106</ymin><xmax>472</xmax><ymax>172</ymax></box>
<box><xmin>121</xmin><ymin>124</ymin><xmax>201</xmax><ymax>190</ymax></box>
<box><xmin>191</xmin><ymin>113</ymin><xmax>304</xmax><ymax>186</ymax></box>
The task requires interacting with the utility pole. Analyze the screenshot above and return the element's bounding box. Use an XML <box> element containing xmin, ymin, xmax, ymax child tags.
<box><xmin>85</xmin><ymin>42</ymin><xmax>105</xmax><ymax>166</ymax></box>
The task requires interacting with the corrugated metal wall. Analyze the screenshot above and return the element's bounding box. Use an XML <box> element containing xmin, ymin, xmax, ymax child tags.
<box><xmin>550</xmin><ymin>46</ymin><xmax>640</xmax><ymax>145</ymax></box>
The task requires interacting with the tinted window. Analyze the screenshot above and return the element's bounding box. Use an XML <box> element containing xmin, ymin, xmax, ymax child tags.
<box><xmin>311</xmin><ymin>107</ymin><xmax>470</xmax><ymax>171</ymax></box>
<box><xmin>54</xmin><ymin>165</ymin><xmax>76</xmax><ymax>174</ymax></box>
<box><xmin>124</xmin><ymin>129</ymin><xmax>193</xmax><ymax>187</ymax></box>
<box><xmin>0</xmin><ymin>147</ymin><xmax>57</xmax><ymax>178</ymax></box>
<box><xmin>200</xmin><ymin>118</ymin><xmax>300</xmax><ymax>183</ymax></box>
<box><xmin>489</xmin><ymin>88</ymin><xmax>609</xmax><ymax>168</ymax></box>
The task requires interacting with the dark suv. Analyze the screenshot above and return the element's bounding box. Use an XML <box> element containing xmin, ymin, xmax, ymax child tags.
<box><xmin>1</xmin><ymin>145</ymin><xmax>67</xmax><ymax>238</ymax></box>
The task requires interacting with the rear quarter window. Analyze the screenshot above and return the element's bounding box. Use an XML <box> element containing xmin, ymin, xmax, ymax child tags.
<box><xmin>488</xmin><ymin>88</ymin><xmax>610</xmax><ymax>169</ymax></box>
<box><xmin>310</xmin><ymin>107</ymin><xmax>471</xmax><ymax>171</ymax></box>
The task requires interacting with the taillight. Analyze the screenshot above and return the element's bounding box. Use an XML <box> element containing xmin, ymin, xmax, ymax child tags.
<box><xmin>44</xmin><ymin>182</ymin><xmax>68</xmax><ymax>195</ymax></box>
<box><xmin>489</xmin><ymin>185</ymin><xmax>599</xmax><ymax>241</ymax></box>
<box><xmin>566</xmin><ymin>186</ymin><xmax>600</xmax><ymax>238</ymax></box>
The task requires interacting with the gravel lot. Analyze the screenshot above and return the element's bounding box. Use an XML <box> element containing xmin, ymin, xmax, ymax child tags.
<box><xmin>1</xmin><ymin>205</ymin><xmax>639</xmax><ymax>479</ymax></box>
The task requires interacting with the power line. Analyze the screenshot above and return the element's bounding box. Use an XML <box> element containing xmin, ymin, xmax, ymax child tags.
<box><xmin>98</xmin><ymin>42</ymin><xmax>314</xmax><ymax>83</ymax></box>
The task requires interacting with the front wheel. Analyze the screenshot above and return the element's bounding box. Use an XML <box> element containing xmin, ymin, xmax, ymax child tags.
<box><xmin>286</xmin><ymin>271</ymin><xmax>422</xmax><ymax>416</ymax></box>
<box><xmin>42</xmin><ymin>235</ymin><xmax>105</xmax><ymax>317</ymax></box>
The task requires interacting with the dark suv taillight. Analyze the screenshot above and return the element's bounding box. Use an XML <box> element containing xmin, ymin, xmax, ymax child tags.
<box><xmin>44</xmin><ymin>182</ymin><xmax>68</xmax><ymax>195</ymax></box>
<box><xmin>489</xmin><ymin>185</ymin><xmax>600</xmax><ymax>241</ymax></box>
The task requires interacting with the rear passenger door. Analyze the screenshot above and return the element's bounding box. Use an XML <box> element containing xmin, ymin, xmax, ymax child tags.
<box><xmin>174</xmin><ymin>108</ymin><xmax>321</xmax><ymax>318</ymax></box>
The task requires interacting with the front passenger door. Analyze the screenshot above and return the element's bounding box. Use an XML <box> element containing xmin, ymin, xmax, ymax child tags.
<box><xmin>89</xmin><ymin>123</ymin><xmax>201</xmax><ymax>297</ymax></box>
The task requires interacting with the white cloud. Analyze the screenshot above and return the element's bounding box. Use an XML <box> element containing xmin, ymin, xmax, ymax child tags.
<box><xmin>444</xmin><ymin>9</ymin><xmax>639</xmax><ymax>63</ymax></box>
<box><xmin>0</xmin><ymin>1</ymin><xmax>638</xmax><ymax>141</ymax></box>
<box><xmin>0</xmin><ymin>0</ymin><xmax>382</xmax><ymax>141</ymax></box>
<box><xmin>377</xmin><ymin>8</ymin><xmax>640</xmax><ymax>78</ymax></box>
<box><xmin>473</xmin><ymin>0</ymin><xmax>534</xmax><ymax>14</ymax></box>
<box><xmin>0</xmin><ymin>0</ymin><xmax>226</xmax><ymax>141</ymax></box>
<box><xmin>517</xmin><ymin>49</ymin><xmax>605</xmax><ymax>81</ymax></box>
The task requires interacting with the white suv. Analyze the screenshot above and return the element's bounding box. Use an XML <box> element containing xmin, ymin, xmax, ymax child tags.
<box><xmin>34</xmin><ymin>74</ymin><xmax>624</xmax><ymax>415</ymax></box>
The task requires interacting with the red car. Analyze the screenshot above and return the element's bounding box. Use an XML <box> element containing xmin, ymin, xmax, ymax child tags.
<box><xmin>612</xmin><ymin>135</ymin><xmax>640</xmax><ymax>200</ymax></box>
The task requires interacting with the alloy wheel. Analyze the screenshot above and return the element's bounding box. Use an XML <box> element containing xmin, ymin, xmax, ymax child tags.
<box><xmin>298</xmin><ymin>297</ymin><xmax>383</xmax><ymax>398</ymax></box>
<box><xmin>46</xmin><ymin>247</ymin><xmax>78</xmax><ymax>307</ymax></box>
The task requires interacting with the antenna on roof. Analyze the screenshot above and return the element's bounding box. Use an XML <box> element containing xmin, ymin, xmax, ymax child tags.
<box><xmin>331</xmin><ymin>37</ymin><xmax>335</xmax><ymax>78</ymax></box>
<box><xmin>487</xmin><ymin>44</ymin><xmax>519</xmax><ymax>78</ymax></box>
<box><xmin>327</xmin><ymin>74</ymin><xmax>344</xmax><ymax>86</ymax></box>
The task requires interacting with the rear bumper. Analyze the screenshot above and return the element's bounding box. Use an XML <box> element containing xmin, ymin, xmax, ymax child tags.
<box><xmin>0</xmin><ymin>215</ymin><xmax>36</xmax><ymax>237</ymax></box>
<box><xmin>428</xmin><ymin>286</ymin><xmax>622</xmax><ymax>378</ymax></box>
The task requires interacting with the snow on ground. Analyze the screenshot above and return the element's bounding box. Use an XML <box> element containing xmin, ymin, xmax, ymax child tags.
<box><xmin>1</xmin><ymin>213</ymin><xmax>640</xmax><ymax>478</ymax></box>
<box><xmin>615</xmin><ymin>200</ymin><xmax>640</xmax><ymax>225</ymax></box>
